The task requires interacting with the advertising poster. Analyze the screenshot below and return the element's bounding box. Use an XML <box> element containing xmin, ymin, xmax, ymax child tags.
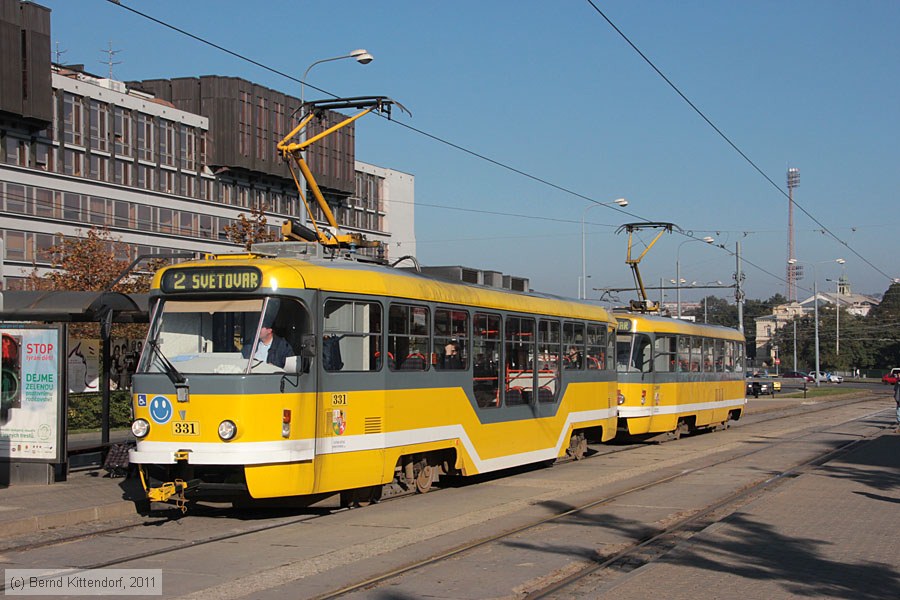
<box><xmin>67</xmin><ymin>338</ymin><xmax>100</xmax><ymax>394</ymax></box>
<box><xmin>1</xmin><ymin>325</ymin><xmax>63</xmax><ymax>462</ymax></box>
<box><xmin>66</xmin><ymin>337</ymin><xmax>142</xmax><ymax>393</ymax></box>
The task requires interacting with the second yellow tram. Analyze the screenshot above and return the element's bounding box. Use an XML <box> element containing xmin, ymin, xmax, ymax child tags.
<box><xmin>614</xmin><ymin>312</ymin><xmax>746</xmax><ymax>438</ymax></box>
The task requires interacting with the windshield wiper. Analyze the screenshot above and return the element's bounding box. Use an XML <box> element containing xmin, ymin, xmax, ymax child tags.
<box><xmin>147</xmin><ymin>339</ymin><xmax>187</xmax><ymax>386</ymax></box>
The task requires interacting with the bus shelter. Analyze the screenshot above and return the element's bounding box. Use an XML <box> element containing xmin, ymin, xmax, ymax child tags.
<box><xmin>0</xmin><ymin>291</ymin><xmax>148</xmax><ymax>484</ymax></box>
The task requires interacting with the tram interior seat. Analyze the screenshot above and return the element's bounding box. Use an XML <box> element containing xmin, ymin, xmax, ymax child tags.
<box><xmin>400</xmin><ymin>352</ymin><xmax>426</xmax><ymax>370</ymax></box>
<box><xmin>505</xmin><ymin>386</ymin><xmax>525</xmax><ymax>405</ymax></box>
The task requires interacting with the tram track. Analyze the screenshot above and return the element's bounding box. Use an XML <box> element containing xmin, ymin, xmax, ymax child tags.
<box><xmin>311</xmin><ymin>401</ymin><xmax>891</xmax><ymax>599</ymax></box>
<box><xmin>0</xmin><ymin>394</ymin><xmax>885</xmax><ymax>596</ymax></box>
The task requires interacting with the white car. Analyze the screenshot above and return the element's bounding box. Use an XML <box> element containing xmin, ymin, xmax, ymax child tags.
<box><xmin>809</xmin><ymin>371</ymin><xmax>843</xmax><ymax>383</ymax></box>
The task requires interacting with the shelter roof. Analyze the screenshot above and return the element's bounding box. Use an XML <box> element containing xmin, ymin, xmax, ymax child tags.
<box><xmin>0</xmin><ymin>291</ymin><xmax>149</xmax><ymax>323</ymax></box>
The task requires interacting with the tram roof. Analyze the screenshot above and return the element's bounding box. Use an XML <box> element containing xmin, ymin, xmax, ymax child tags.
<box><xmin>152</xmin><ymin>254</ymin><xmax>615</xmax><ymax>323</ymax></box>
<box><xmin>613</xmin><ymin>311</ymin><xmax>745</xmax><ymax>341</ymax></box>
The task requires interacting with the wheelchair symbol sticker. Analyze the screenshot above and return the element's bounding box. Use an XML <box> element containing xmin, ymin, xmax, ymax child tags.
<box><xmin>149</xmin><ymin>395</ymin><xmax>173</xmax><ymax>425</ymax></box>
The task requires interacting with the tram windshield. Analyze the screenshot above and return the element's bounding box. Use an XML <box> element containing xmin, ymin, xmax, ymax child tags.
<box><xmin>616</xmin><ymin>332</ymin><xmax>652</xmax><ymax>373</ymax></box>
<box><xmin>139</xmin><ymin>297</ymin><xmax>308</xmax><ymax>375</ymax></box>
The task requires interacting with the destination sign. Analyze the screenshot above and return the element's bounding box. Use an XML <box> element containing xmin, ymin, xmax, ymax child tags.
<box><xmin>160</xmin><ymin>267</ymin><xmax>262</xmax><ymax>293</ymax></box>
<box><xmin>616</xmin><ymin>319</ymin><xmax>633</xmax><ymax>332</ymax></box>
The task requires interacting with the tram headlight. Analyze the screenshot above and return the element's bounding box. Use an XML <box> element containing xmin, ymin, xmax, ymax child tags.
<box><xmin>218</xmin><ymin>420</ymin><xmax>237</xmax><ymax>441</ymax></box>
<box><xmin>132</xmin><ymin>418</ymin><xmax>150</xmax><ymax>438</ymax></box>
<box><xmin>616</xmin><ymin>390</ymin><xmax>625</xmax><ymax>405</ymax></box>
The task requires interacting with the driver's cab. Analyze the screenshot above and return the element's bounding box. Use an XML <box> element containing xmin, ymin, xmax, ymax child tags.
<box><xmin>139</xmin><ymin>296</ymin><xmax>311</xmax><ymax>378</ymax></box>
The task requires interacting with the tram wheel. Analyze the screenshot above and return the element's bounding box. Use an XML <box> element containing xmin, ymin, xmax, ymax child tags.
<box><xmin>340</xmin><ymin>485</ymin><xmax>383</xmax><ymax>508</ymax></box>
<box><xmin>415</xmin><ymin>464</ymin><xmax>434</xmax><ymax>493</ymax></box>
<box><xmin>567</xmin><ymin>433</ymin><xmax>588</xmax><ymax>460</ymax></box>
<box><xmin>668</xmin><ymin>421</ymin><xmax>690</xmax><ymax>441</ymax></box>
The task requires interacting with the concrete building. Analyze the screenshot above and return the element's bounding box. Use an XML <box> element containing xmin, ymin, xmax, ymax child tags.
<box><xmin>0</xmin><ymin>0</ymin><xmax>414</xmax><ymax>289</ymax></box>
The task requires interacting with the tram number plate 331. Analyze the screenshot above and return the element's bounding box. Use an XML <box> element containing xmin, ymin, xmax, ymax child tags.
<box><xmin>173</xmin><ymin>421</ymin><xmax>200</xmax><ymax>436</ymax></box>
<box><xmin>331</xmin><ymin>393</ymin><xmax>348</xmax><ymax>406</ymax></box>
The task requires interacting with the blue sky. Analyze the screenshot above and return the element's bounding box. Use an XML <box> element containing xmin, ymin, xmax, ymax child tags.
<box><xmin>40</xmin><ymin>0</ymin><xmax>900</xmax><ymax>303</ymax></box>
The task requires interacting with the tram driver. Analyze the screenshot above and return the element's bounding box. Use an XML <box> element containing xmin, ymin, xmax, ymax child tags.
<box><xmin>242</xmin><ymin>315</ymin><xmax>294</xmax><ymax>369</ymax></box>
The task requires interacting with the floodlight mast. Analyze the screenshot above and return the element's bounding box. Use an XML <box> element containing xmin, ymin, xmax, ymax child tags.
<box><xmin>276</xmin><ymin>96</ymin><xmax>410</xmax><ymax>251</ymax></box>
<box><xmin>616</xmin><ymin>222</ymin><xmax>678</xmax><ymax>313</ymax></box>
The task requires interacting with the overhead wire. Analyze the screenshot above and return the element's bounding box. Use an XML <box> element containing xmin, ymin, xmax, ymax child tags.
<box><xmin>103</xmin><ymin>0</ymin><xmax>887</xmax><ymax>296</ymax></box>
<box><xmin>583</xmin><ymin>0</ymin><xmax>891</xmax><ymax>282</ymax></box>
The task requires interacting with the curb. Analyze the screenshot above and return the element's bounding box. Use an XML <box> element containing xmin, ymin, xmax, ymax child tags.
<box><xmin>3</xmin><ymin>500</ymin><xmax>140</xmax><ymax>538</ymax></box>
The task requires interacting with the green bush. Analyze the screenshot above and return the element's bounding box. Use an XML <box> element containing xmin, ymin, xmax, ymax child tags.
<box><xmin>67</xmin><ymin>391</ymin><xmax>133</xmax><ymax>431</ymax></box>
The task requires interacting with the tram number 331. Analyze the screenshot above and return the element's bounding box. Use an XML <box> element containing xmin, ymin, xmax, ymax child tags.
<box><xmin>331</xmin><ymin>393</ymin><xmax>348</xmax><ymax>406</ymax></box>
<box><xmin>173</xmin><ymin>421</ymin><xmax>200</xmax><ymax>436</ymax></box>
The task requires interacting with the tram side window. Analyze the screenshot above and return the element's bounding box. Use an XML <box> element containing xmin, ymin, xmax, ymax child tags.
<box><xmin>586</xmin><ymin>323</ymin><xmax>607</xmax><ymax>370</ymax></box>
<box><xmin>714</xmin><ymin>339</ymin><xmax>725</xmax><ymax>372</ymax></box>
<box><xmin>677</xmin><ymin>336</ymin><xmax>691</xmax><ymax>372</ymax></box>
<box><xmin>389</xmin><ymin>304</ymin><xmax>430</xmax><ymax>371</ymax></box>
<box><xmin>434</xmin><ymin>308</ymin><xmax>468</xmax><ymax>370</ymax></box>
<box><xmin>505</xmin><ymin>316</ymin><xmax>534</xmax><ymax>405</ymax></box>
<box><xmin>323</xmin><ymin>300</ymin><xmax>382</xmax><ymax>372</ymax></box>
<box><xmin>473</xmin><ymin>313</ymin><xmax>501</xmax><ymax>408</ymax></box>
<box><xmin>702</xmin><ymin>338</ymin><xmax>715</xmax><ymax>372</ymax></box>
<box><xmin>537</xmin><ymin>319</ymin><xmax>560</xmax><ymax>402</ymax></box>
<box><xmin>606</xmin><ymin>325</ymin><xmax>616</xmax><ymax>370</ymax></box>
<box><xmin>734</xmin><ymin>342</ymin><xmax>745</xmax><ymax>373</ymax></box>
<box><xmin>563</xmin><ymin>322</ymin><xmax>584</xmax><ymax>370</ymax></box>
<box><xmin>654</xmin><ymin>335</ymin><xmax>676</xmax><ymax>373</ymax></box>
<box><xmin>690</xmin><ymin>336</ymin><xmax>703</xmax><ymax>372</ymax></box>
<box><xmin>724</xmin><ymin>340</ymin><xmax>735</xmax><ymax>372</ymax></box>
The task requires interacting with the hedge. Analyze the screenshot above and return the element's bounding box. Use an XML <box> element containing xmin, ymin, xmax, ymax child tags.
<box><xmin>67</xmin><ymin>391</ymin><xmax>133</xmax><ymax>430</ymax></box>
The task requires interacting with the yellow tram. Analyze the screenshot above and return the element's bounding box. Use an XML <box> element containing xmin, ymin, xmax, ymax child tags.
<box><xmin>129</xmin><ymin>247</ymin><xmax>619</xmax><ymax>505</ymax></box>
<box><xmin>614</xmin><ymin>312</ymin><xmax>746</xmax><ymax>438</ymax></box>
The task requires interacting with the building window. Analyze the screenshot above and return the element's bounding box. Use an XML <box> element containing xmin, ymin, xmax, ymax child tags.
<box><xmin>89</xmin><ymin>155</ymin><xmax>109</xmax><ymax>181</ymax></box>
<box><xmin>239</xmin><ymin>91</ymin><xmax>251</xmax><ymax>157</ymax></box>
<box><xmin>89</xmin><ymin>100</ymin><xmax>109</xmax><ymax>152</ymax></box>
<box><xmin>255</xmin><ymin>96</ymin><xmax>267</xmax><ymax>161</ymax></box>
<box><xmin>35</xmin><ymin>143</ymin><xmax>53</xmax><ymax>171</ymax></box>
<box><xmin>137</xmin><ymin>204</ymin><xmax>152</xmax><ymax>230</ymax></box>
<box><xmin>159</xmin><ymin>169</ymin><xmax>175</xmax><ymax>194</ymax></box>
<box><xmin>136</xmin><ymin>114</ymin><xmax>154</xmax><ymax>161</ymax></box>
<box><xmin>159</xmin><ymin>121</ymin><xmax>175</xmax><ymax>167</ymax></box>
<box><xmin>158</xmin><ymin>208</ymin><xmax>174</xmax><ymax>234</ymax></box>
<box><xmin>4</xmin><ymin>137</ymin><xmax>27</xmax><ymax>166</ymax></box>
<box><xmin>89</xmin><ymin>196</ymin><xmax>110</xmax><ymax>225</ymax></box>
<box><xmin>34</xmin><ymin>187</ymin><xmax>57</xmax><ymax>219</ymax></box>
<box><xmin>114</xmin><ymin>107</ymin><xmax>132</xmax><ymax>156</ymax></box>
<box><xmin>63</xmin><ymin>93</ymin><xmax>84</xmax><ymax>146</ymax></box>
<box><xmin>114</xmin><ymin>159</ymin><xmax>132</xmax><ymax>186</ymax></box>
<box><xmin>4</xmin><ymin>184</ymin><xmax>27</xmax><ymax>214</ymax></box>
<box><xmin>63</xmin><ymin>149</ymin><xmax>83</xmax><ymax>176</ymax></box>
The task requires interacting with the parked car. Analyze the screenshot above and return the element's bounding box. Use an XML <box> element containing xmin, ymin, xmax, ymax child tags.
<box><xmin>782</xmin><ymin>371</ymin><xmax>813</xmax><ymax>382</ymax></box>
<box><xmin>746</xmin><ymin>379</ymin><xmax>775</xmax><ymax>397</ymax></box>
<box><xmin>809</xmin><ymin>371</ymin><xmax>843</xmax><ymax>384</ymax></box>
<box><xmin>882</xmin><ymin>368</ymin><xmax>900</xmax><ymax>385</ymax></box>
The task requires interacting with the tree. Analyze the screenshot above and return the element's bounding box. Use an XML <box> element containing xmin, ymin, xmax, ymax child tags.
<box><xmin>223</xmin><ymin>202</ymin><xmax>279</xmax><ymax>250</ymax></box>
<box><xmin>26</xmin><ymin>227</ymin><xmax>162</xmax><ymax>338</ymax></box>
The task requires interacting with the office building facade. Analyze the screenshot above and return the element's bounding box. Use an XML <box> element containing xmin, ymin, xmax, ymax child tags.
<box><xmin>0</xmin><ymin>0</ymin><xmax>415</xmax><ymax>289</ymax></box>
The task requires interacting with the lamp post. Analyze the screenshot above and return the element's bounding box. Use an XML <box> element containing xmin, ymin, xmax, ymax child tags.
<box><xmin>297</xmin><ymin>50</ymin><xmax>374</xmax><ymax>213</ymax></box>
<box><xmin>825</xmin><ymin>276</ymin><xmax>846</xmax><ymax>356</ymax></box>
<box><xmin>300</xmin><ymin>49</ymin><xmax>374</xmax><ymax>105</ymax></box>
<box><xmin>676</xmin><ymin>236</ymin><xmax>715</xmax><ymax>318</ymax></box>
<box><xmin>581</xmin><ymin>198</ymin><xmax>628</xmax><ymax>299</ymax></box>
<box><xmin>788</xmin><ymin>258</ymin><xmax>845</xmax><ymax>386</ymax></box>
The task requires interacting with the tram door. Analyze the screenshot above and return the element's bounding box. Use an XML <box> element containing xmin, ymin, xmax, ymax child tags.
<box><xmin>318</xmin><ymin>299</ymin><xmax>386</xmax><ymax>489</ymax></box>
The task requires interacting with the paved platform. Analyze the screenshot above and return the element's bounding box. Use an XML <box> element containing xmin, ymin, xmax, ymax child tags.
<box><xmin>591</xmin><ymin>427</ymin><xmax>900</xmax><ymax>599</ymax></box>
<box><xmin>0</xmin><ymin>393</ymin><xmax>894</xmax><ymax>556</ymax></box>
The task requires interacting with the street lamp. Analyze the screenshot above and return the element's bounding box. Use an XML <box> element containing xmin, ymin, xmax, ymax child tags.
<box><xmin>300</xmin><ymin>49</ymin><xmax>374</xmax><ymax>104</ymax></box>
<box><xmin>676</xmin><ymin>236</ymin><xmax>715</xmax><ymax>318</ymax></box>
<box><xmin>788</xmin><ymin>257</ymin><xmax>846</xmax><ymax>386</ymax></box>
<box><xmin>826</xmin><ymin>275</ymin><xmax>847</xmax><ymax>356</ymax></box>
<box><xmin>581</xmin><ymin>198</ymin><xmax>628</xmax><ymax>299</ymax></box>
